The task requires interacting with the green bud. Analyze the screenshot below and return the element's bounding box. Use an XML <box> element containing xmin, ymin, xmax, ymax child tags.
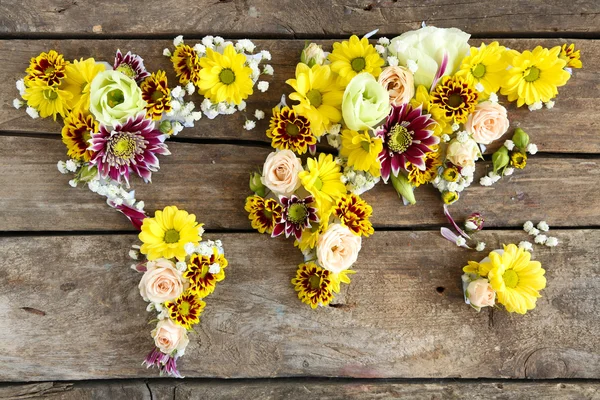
<box><xmin>159</xmin><ymin>120</ymin><xmax>173</xmax><ymax>135</ymax></box>
<box><xmin>492</xmin><ymin>146</ymin><xmax>510</xmax><ymax>173</ymax></box>
<box><xmin>300</xmin><ymin>42</ymin><xmax>326</xmax><ymax>67</ymax></box>
<box><xmin>249</xmin><ymin>172</ymin><xmax>266</xmax><ymax>197</ymax></box>
<box><xmin>77</xmin><ymin>165</ymin><xmax>99</xmax><ymax>182</ymax></box>
<box><xmin>390</xmin><ymin>172</ymin><xmax>416</xmax><ymax>205</ymax></box>
<box><xmin>512</xmin><ymin>128</ymin><xmax>530</xmax><ymax>150</ymax></box>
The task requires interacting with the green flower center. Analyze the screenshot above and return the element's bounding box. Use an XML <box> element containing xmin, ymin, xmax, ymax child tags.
<box><xmin>82</xmin><ymin>130</ymin><xmax>92</xmax><ymax>144</ymax></box>
<box><xmin>116</xmin><ymin>64</ymin><xmax>136</xmax><ymax>79</ymax></box>
<box><xmin>287</xmin><ymin>203</ymin><xmax>308</xmax><ymax>224</ymax></box>
<box><xmin>111</xmin><ymin>136</ymin><xmax>136</xmax><ymax>158</ymax></box>
<box><xmin>447</xmin><ymin>93</ymin><xmax>464</xmax><ymax>108</ymax></box>
<box><xmin>524</xmin><ymin>66</ymin><xmax>540</xmax><ymax>82</ymax></box>
<box><xmin>472</xmin><ymin>63</ymin><xmax>486</xmax><ymax>79</ymax></box>
<box><xmin>44</xmin><ymin>66</ymin><xmax>56</xmax><ymax>75</ymax></box>
<box><xmin>313</xmin><ymin>177</ymin><xmax>324</xmax><ymax>191</ymax></box>
<box><xmin>285</xmin><ymin>122</ymin><xmax>300</xmax><ymax>137</ymax></box>
<box><xmin>503</xmin><ymin>269</ymin><xmax>519</xmax><ymax>288</ymax></box>
<box><xmin>388</xmin><ymin>124</ymin><xmax>413</xmax><ymax>153</ymax></box>
<box><xmin>351</xmin><ymin>57</ymin><xmax>366</xmax><ymax>72</ymax></box>
<box><xmin>308</xmin><ymin>274</ymin><xmax>322</xmax><ymax>290</ymax></box>
<box><xmin>164</xmin><ymin>229</ymin><xmax>180</xmax><ymax>244</ymax></box>
<box><xmin>306</xmin><ymin>89</ymin><xmax>322</xmax><ymax>108</ymax></box>
<box><xmin>219</xmin><ymin>68</ymin><xmax>236</xmax><ymax>85</ymax></box>
<box><xmin>107</xmin><ymin>89</ymin><xmax>125</xmax><ymax>108</ymax></box>
<box><xmin>178</xmin><ymin>300</ymin><xmax>191</xmax><ymax>316</ymax></box>
<box><xmin>151</xmin><ymin>90</ymin><xmax>164</xmax><ymax>102</ymax></box>
<box><xmin>43</xmin><ymin>89</ymin><xmax>58</xmax><ymax>101</ymax></box>
<box><xmin>361</xmin><ymin>140</ymin><xmax>371</xmax><ymax>153</ymax></box>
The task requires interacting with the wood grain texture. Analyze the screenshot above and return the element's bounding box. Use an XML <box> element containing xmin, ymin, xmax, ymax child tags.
<box><xmin>1</xmin><ymin>39</ymin><xmax>598</xmax><ymax>154</ymax></box>
<box><xmin>1</xmin><ymin>135</ymin><xmax>599</xmax><ymax>232</ymax></box>
<box><xmin>0</xmin><ymin>230</ymin><xmax>598</xmax><ymax>381</ymax></box>
<box><xmin>0</xmin><ymin>1</ymin><xmax>599</xmax><ymax>37</ymax></box>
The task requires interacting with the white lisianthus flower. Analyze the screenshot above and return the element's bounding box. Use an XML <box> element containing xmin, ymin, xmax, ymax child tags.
<box><xmin>342</xmin><ymin>73</ymin><xmax>391</xmax><ymax>131</ymax></box>
<box><xmin>89</xmin><ymin>70</ymin><xmax>146</xmax><ymax>126</ymax></box>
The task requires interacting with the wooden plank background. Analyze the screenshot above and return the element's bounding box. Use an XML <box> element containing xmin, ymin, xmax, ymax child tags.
<box><xmin>0</xmin><ymin>1</ymin><xmax>599</xmax><ymax>397</ymax></box>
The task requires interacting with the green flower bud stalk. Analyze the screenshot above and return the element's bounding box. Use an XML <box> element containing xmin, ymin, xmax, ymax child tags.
<box><xmin>492</xmin><ymin>146</ymin><xmax>510</xmax><ymax>174</ymax></box>
<box><xmin>390</xmin><ymin>172</ymin><xmax>416</xmax><ymax>205</ymax></box>
<box><xmin>77</xmin><ymin>165</ymin><xmax>99</xmax><ymax>182</ymax></box>
<box><xmin>249</xmin><ymin>172</ymin><xmax>266</xmax><ymax>197</ymax></box>
<box><xmin>512</xmin><ymin>128</ymin><xmax>530</xmax><ymax>150</ymax></box>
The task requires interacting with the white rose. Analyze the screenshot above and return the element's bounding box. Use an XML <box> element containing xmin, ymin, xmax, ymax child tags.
<box><xmin>317</xmin><ymin>223</ymin><xmax>362</xmax><ymax>274</ymax></box>
<box><xmin>261</xmin><ymin>150</ymin><xmax>303</xmax><ymax>197</ymax></box>
<box><xmin>89</xmin><ymin>70</ymin><xmax>146</xmax><ymax>127</ymax></box>
<box><xmin>446</xmin><ymin>138</ymin><xmax>481</xmax><ymax>168</ymax></box>
<box><xmin>389</xmin><ymin>26</ymin><xmax>470</xmax><ymax>88</ymax></box>
<box><xmin>139</xmin><ymin>258</ymin><xmax>186</xmax><ymax>303</ymax></box>
<box><xmin>151</xmin><ymin>319</ymin><xmax>189</xmax><ymax>355</ymax></box>
<box><xmin>466</xmin><ymin>278</ymin><xmax>496</xmax><ymax>308</ymax></box>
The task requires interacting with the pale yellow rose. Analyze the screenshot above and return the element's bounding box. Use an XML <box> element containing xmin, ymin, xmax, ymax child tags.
<box><xmin>446</xmin><ymin>138</ymin><xmax>480</xmax><ymax>168</ymax></box>
<box><xmin>151</xmin><ymin>319</ymin><xmax>189</xmax><ymax>355</ymax></box>
<box><xmin>139</xmin><ymin>258</ymin><xmax>186</xmax><ymax>304</ymax></box>
<box><xmin>317</xmin><ymin>223</ymin><xmax>361</xmax><ymax>274</ymax></box>
<box><xmin>377</xmin><ymin>66</ymin><xmax>415</xmax><ymax>106</ymax></box>
<box><xmin>466</xmin><ymin>102</ymin><xmax>510</xmax><ymax>145</ymax></box>
<box><xmin>466</xmin><ymin>278</ymin><xmax>496</xmax><ymax>308</ymax></box>
<box><xmin>261</xmin><ymin>150</ymin><xmax>303</xmax><ymax>197</ymax></box>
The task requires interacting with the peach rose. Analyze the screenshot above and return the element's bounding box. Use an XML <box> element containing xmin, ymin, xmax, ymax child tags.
<box><xmin>139</xmin><ymin>258</ymin><xmax>185</xmax><ymax>304</ymax></box>
<box><xmin>261</xmin><ymin>150</ymin><xmax>303</xmax><ymax>197</ymax></box>
<box><xmin>446</xmin><ymin>138</ymin><xmax>480</xmax><ymax>168</ymax></box>
<box><xmin>317</xmin><ymin>223</ymin><xmax>362</xmax><ymax>274</ymax></box>
<box><xmin>377</xmin><ymin>66</ymin><xmax>415</xmax><ymax>106</ymax></box>
<box><xmin>466</xmin><ymin>278</ymin><xmax>496</xmax><ymax>308</ymax></box>
<box><xmin>466</xmin><ymin>101</ymin><xmax>510</xmax><ymax>145</ymax></box>
<box><xmin>151</xmin><ymin>319</ymin><xmax>189</xmax><ymax>355</ymax></box>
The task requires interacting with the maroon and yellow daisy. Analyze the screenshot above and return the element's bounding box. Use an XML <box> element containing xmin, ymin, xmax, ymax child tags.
<box><xmin>244</xmin><ymin>195</ymin><xmax>283</xmax><ymax>235</ymax></box>
<box><xmin>141</xmin><ymin>70</ymin><xmax>172</xmax><ymax>120</ymax></box>
<box><xmin>25</xmin><ymin>50</ymin><xmax>69</xmax><ymax>86</ymax></box>
<box><xmin>184</xmin><ymin>249</ymin><xmax>228</xmax><ymax>298</ymax></box>
<box><xmin>171</xmin><ymin>44</ymin><xmax>201</xmax><ymax>86</ymax></box>
<box><xmin>559</xmin><ymin>44</ymin><xmax>582</xmax><ymax>69</ymax></box>
<box><xmin>291</xmin><ymin>262</ymin><xmax>335</xmax><ymax>309</ymax></box>
<box><xmin>430</xmin><ymin>76</ymin><xmax>479</xmax><ymax>124</ymax></box>
<box><xmin>266</xmin><ymin>106</ymin><xmax>316</xmax><ymax>155</ymax></box>
<box><xmin>333</xmin><ymin>193</ymin><xmax>374</xmax><ymax>237</ymax></box>
<box><xmin>61</xmin><ymin>110</ymin><xmax>98</xmax><ymax>162</ymax></box>
<box><xmin>165</xmin><ymin>290</ymin><xmax>206</xmax><ymax>330</ymax></box>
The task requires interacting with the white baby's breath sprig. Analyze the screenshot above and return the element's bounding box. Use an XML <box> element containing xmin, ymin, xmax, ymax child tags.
<box><xmin>504</xmin><ymin>140</ymin><xmax>515</xmax><ymax>151</ymax></box>
<box><xmin>244</xmin><ymin>120</ymin><xmax>256</xmax><ymax>130</ymax></box>
<box><xmin>518</xmin><ymin>241</ymin><xmax>533</xmax><ymax>251</ymax></box>
<box><xmin>545</xmin><ymin>237</ymin><xmax>559</xmax><ymax>247</ymax></box>
<box><xmin>527</xmin><ymin>143</ymin><xmax>538</xmax><ymax>154</ymax></box>
<box><xmin>254</xmin><ymin>109</ymin><xmax>265</xmax><ymax>120</ymax></box>
<box><xmin>537</xmin><ymin>221</ymin><xmax>549</xmax><ymax>232</ymax></box>
<box><xmin>257</xmin><ymin>81</ymin><xmax>269</xmax><ymax>92</ymax></box>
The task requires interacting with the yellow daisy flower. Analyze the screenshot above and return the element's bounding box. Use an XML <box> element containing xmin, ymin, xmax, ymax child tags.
<box><xmin>61</xmin><ymin>110</ymin><xmax>98</xmax><ymax>162</ymax></box>
<box><xmin>141</xmin><ymin>70</ymin><xmax>172</xmax><ymax>120</ymax></box>
<box><xmin>455</xmin><ymin>41</ymin><xmax>508</xmax><ymax>99</ymax></box>
<box><xmin>441</xmin><ymin>165</ymin><xmax>460</xmax><ymax>182</ymax></box>
<box><xmin>139</xmin><ymin>206</ymin><xmax>202</xmax><ymax>261</ymax></box>
<box><xmin>295</xmin><ymin>219</ymin><xmax>329</xmax><ymax>252</ymax></box>
<box><xmin>299</xmin><ymin>153</ymin><xmax>346</xmax><ymax>212</ymax></box>
<box><xmin>487</xmin><ymin>244</ymin><xmax>547</xmax><ymax>314</ymax></box>
<box><xmin>266</xmin><ymin>105</ymin><xmax>316</xmax><ymax>155</ymax></box>
<box><xmin>286</xmin><ymin>63</ymin><xmax>344</xmax><ymax>136</ymax></box>
<box><xmin>406</xmin><ymin>148</ymin><xmax>442</xmax><ymax>187</ymax></box>
<box><xmin>559</xmin><ymin>43</ymin><xmax>582</xmax><ymax>69</ymax></box>
<box><xmin>410</xmin><ymin>85</ymin><xmax>449</xmax><ymax>136</ymax></box>
<box><xmin>61</xmin><ymin>57</ymin><xmax>106</xmax><ymax>111</ymax></box>
<box><xmin>329</xmin><ymin>269</ymin><xmax>356</xmax><ymax>293</ymax></box>
<box><xmin>340</xmin><ymin>129</ymin><xmax>382</xmax><ymax>177</ymax></box>
<box><xmin>291</xmin><ymin>262</ymin><xmax>335</xmax><ymax>309</ymax></box>
<box><xmin>244</xmin><ymin>195</ymin><xmax>283</xmax><ymax>235</ymax></box>
<box><xmin>329</xmin><ymin>35</ymin><xmax>385</xmax><ymax>85</ymax></box>
<box><xmin>171</xmin><ymin>44</ymin><xmax>201</xmax><ymax>86</ymax></box>
<box><xmin>165</xmin><ymin>290</ymin><xmax>206</xmax><ymax>329</ymax></box>
<box><xmin>430</xmin><ymin>76</ymin><xmax>479</xmax><ymax>124</ymax></box>
<box><xmin>198</xmin><ymin>45</ymin><xmax>253</xmax><ymax>105</ymax></box>
<box><xmin>184</xmin><ymin>248</ymin><xmax>228</xmax><ymax>298</ymax></box>
<box><xmin>333</xmin><ymin>193</ymin><xmax>374</xmax><ymax>237</ymax></box>
<box><xmin>25</xmin><ymin>50</ymin><xmax>69</xmax><ymax>86</ymax></box>
<box><xmin>500</xmin><ymin>46</ymin><xmax>570</xmax><ymax>107</ymax></box>
<box><xmin>22</xmin><ymin>80</ymin><xmax>72</xmax><ymax>121</ymax></box>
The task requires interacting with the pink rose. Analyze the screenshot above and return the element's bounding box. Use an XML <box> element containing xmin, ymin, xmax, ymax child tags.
<box><xmin>139</xmin><ymin>258</ymin><xmax>186</xmax><ymax>304</ymax></box>
<box><xmin>466</xmin><ymin>278</ymin><xmax>496</xmax><ymax>308</ymax></box>
<box><xmin>151</xmin><ymin>319</ymin><xmax>189</xmax><ymax>355</ymax></box>
<box><xmin>261</xmin><ymin>150</ymin><xmax>303</xmax><ymax>197</ymax></box>
<box><xmin>446</xmin><ymin>138</ymin><xmax>480</xmax><ymax>168</ymax></box>
<box><xmin>466</xmin><ymin>101</ymin><xmax>510</xmax><ymax>145</ymax></box>
<box><xmin>317</xmin><ymin>223</ymin><xmax>362</xmax><ymax>274</ymax></box>
<box><xmin>377</xmin><ymin>66</ymin><xmax>415</xmax><ymax>106</ymax></box>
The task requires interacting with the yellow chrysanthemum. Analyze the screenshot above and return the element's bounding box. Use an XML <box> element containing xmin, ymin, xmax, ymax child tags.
<box><xmin>329</xmin><ymin>35</ymin><xmax>385</xmax><ymax>85</ymax></box>
<box><xmin>510</xmin><ymin>151</ymin><xmax>527</xmax><ymax>169</ymax></box>
<box><xmin>61</xmin><ymin>57</ymin><xmax>106</xmax><ymax>111</ymax></box>
<box><xmin>184</xmin><ymin>248</ymin><xmax>228</xmax><ymax>298</ymax></box>
<box><xmin>333</xmin><ymin>193</ymin><xmax>374</xmax><ymax>237</ymax></box>
<box><xmin>340</xmin><ymin>129</ymin><xmax>382</xmax><ymax>177</ymax></box>
<box><xmin>500</xmin><ymin>46</ymin><xmax>570</xmax><ymax>107</ymax></box>
<box><xmin>25</xmin><ymin>50</ymin><xmax>69</xmax><ymax>86</ymax></box>
<box><xmin>291</xmin><ymin>262</ymin><xmax>335</xmax><ymax>309</ymax></box>
<box><xmin>329</xmin><ymin>269</ymin><xmax>356</xmax><ymax>293</ymax></box>
<box><xmin>198</xmin><ymin>45</ymin><xmax>253</xmax><ymax>105</ymax></box>
<box><xmin>295</xmin><ymin>219</ymin><xmax>329</xmax><ymax>252</ymax></box>
<box><xmin>244</xmin><ymin>195</ymin><xmax>283</xmax><ymax>235</ymax></box>
<box><xmin>410</xmin><ymin>85</ymin><xmax>449</xmax><ymax>136</ymax></box>
<box><xmin>455</xmin><ymin>41</ymin><xmax>508</xmax><ymax>99</ymax></box>
<box><xmin>141</xmin><ymin>70</ymin><xmax>172</xmax><ymax>120</ymax></box>
<box><xmin>559</xmin><ymin>43</ymin><xmax>582</xmax><ymax>69</ymax></box>
<box><xmin>487</xmin><ymin>244</ymin><xmax>547</xmax><ymax>314</ymax></box>
<box><xmin>287</xmin><ymin>63</ymin><xmax>344</xmax><ymax>136</ymax></box>
<box><xmin>266</xmin><ymin>105</ymin><xmax>316</xmax><ymax>155</ymax></box>
<box><xmin>442</xmin><ymin>165</ymin><xmax>460</xmax><ymax>182</ymax></box>
<box><xmin>139</xmin><ymin>206</ymin><xmax>202</xmax><ymax>261</ymax></box>
<box><xmin>165</xmin><ymin>290</ymin><xmax>206</xmax><ymax>329</ymax></box>
<box><xmin>61</xmin><ymin>110</ymin><xmax>98</xmax><ymax>162</ymax></box>
<box><xmin>171</xmin><ymin>44</ymin><xmax>201</xmax><ymax>86</ymax></box>
<box><xmin>22</xmin><ymin>80</ymin><xmax>72</xmax><ymax>121</ymax></box>
<box><xmin>463</xmin><ymin>260</ymin><xmax>492</xmax><ymax>277</ymax></box>
<box><xmin>299</xmin><ymin>153</ymin><xmax>346</xmax><ymax>212</ymax></box>
<box><xmin>406</xmin><ymin>148</ymin><xmax>442</xmax><ymax>187</ymax></box>
<box><xmin>430</xmin><ymin>76</ymin><xmax>479</xmax><ymax>124</ymax></box>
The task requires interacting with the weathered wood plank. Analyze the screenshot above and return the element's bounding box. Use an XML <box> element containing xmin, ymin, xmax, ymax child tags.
<box><xmin>0</xmin><ymin>230</ymin><xmax>598</xmax><ymax>381</ymax></box>
<box><xmin>1</xmin><ymin>136</ymin><xmax>598</xmax><ymax>232</ymax></box>
<box><xmin>1</xmin><ymin>1</ymin><xmax>599</xmax><ymax>37</ymax></box>
<box><xmin>2</xmin><ymin>380</ymin><xmax>599</xmax><ymax>400</ymax></box>
<box><xmin>1</xmin><ymin>39</ymin><xmax>598</xmax><ymax>154</ymax></box>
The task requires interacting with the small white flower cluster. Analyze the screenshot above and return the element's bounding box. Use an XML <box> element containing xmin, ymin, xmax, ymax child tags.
<box><xmin>523</xmin><ymin>220</ymin><xmax>559</xmax><ymax>248</ymax></box>
<box><xmin>13</xmin><ymin>79</ymin><xmax>41</xmax><ymax>119</ymax></box>
<box><xmin>432</xmin><ymin>165</ymin><xmax>475</xmax><ymax>195</ymax></box>
<box><xmin>340</xmin><ymin>163</ymin><xmax>380</xmax><ymax>195</ymax></box>
<box><xmin>480</xmin><ymin>140</ymin><xmax>537</xmax><ymax>187</ymax></box>
<box><xmin>164</xmin><ymin>85</ymin><xmax>202</xmax><ymax>134</ymax></box>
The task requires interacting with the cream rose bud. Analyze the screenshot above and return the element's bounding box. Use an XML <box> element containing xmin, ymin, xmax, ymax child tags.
<box><xmin>139</xmin><ymin>258</ymin><xmax>186</xmax><ymax>303</ymax></box>
<box><xmin>261</xmin><ymin>150</ymin><xmax>303</xmax><ymax>197</ymax></box>
<box><xmin>466</xmin><ymin>278</ymin><xmax>496</xmax><ymax>308</ymax></box>
<box><xmin>152</xmin><ymin>319</ymin><xmax>190</xmax><ymax>355</ymax></box>
<box><xmin>317</xmin><ymin>223</ymin><xmax>362</xmax><ymax>274</ymax></box>
<box><xmin>466</xmin><ymin>102</ymin><xmax>510</xmax><ymax>145</ymax></box>
<box><xmin>378</xmin><ymin>66</ymin><xmax>415</xmax><ymax>106</ymax></box>
<box><xmin>342</xmin><ymin>72</ymin><xmax>391</xmax><ymax>131</ymax></box>
<box><xmin>446</xmin><ymin>138</ymin><xmax>480</xmax><ymax>168</ymax></box>
<box><xmin>89</xmin><ymin>70</ymin><xmax>146</xmax><ymax>127</ymax></box>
